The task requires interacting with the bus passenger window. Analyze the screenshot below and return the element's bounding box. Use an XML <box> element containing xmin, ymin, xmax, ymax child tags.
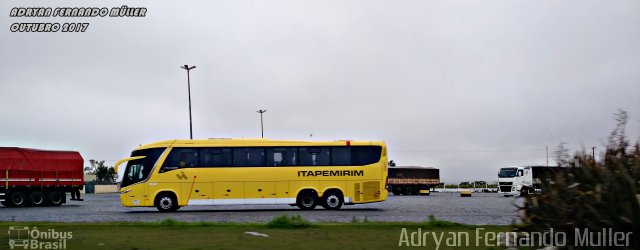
<box><xmin>163</xmin><ymin>148</ymin><xmax>199</xmax><ymax>169</ymax></box>
<box><xmin>331</xmin><ymin>147</ymin><xmax>351</xmax><ymax>166</ymax></box>
<box><xmin>233</xmin><ymin>147</ymin><xmax>265</xmax><ymax>166</ymax></box>
<box><xmin>351</xmin><ymin>146</ymin><xmax>382</xmax><ymax>165</ymax></box>
<box><xmin>299</xmin><ymin>147</ymin><xmax>330</xmax><ymax>166</ymax></box>
<box><xmin>266</xmin><ymin>147</ymin><xmax>297</xmax><ymax>166</ymax></box>
<box><xmin>200</xmin><ymin>148</ymin><xmax>232</xmax><ymax>167</ymax></box>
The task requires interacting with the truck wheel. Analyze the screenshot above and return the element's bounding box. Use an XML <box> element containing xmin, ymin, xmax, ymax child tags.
<box><xmin>520</xmin><ymin>188</ymin><xmax>530</xmax><ymax>197</ymax></box>
<box><xmin>412</xmin><ymin>186</ymin><xmax>421</xmax><ymax>195</ymax></box>
<box><xmin>155</xmin><ymin>193</ymin><xmax>179</xmax><ymax>212</ymax></box>
<box><xmin>47</xmin><ymin>190</ymin><xmax>65</xmax><ymax>206</ymax></box>
<box><xmin>403</xmin><ymin>186</ymin><xmax>414</xmax><ymax>195</ymax></box>
<box><xmin>321</xmin><ymin>190</ymin><xmax>343</xmax><ymax>210</ymax></box>
<box><xmin>296</xmin><ymin>190</ymin><xmax>317</xmax><ymax>210</ymax></box>
<box><xmin>29</xmin><ymin>191</ymin><xmax>46</xmax><ymax>206</ymax></box>
<box><xmin>8</xmin><ymin>191</ymin><xmax>27</xmax><ymax>207</ymax></box>
<box><xmin>392</xmin><ymin>186</ymin><xmax>403</xmax><ymax>195</ymax></box>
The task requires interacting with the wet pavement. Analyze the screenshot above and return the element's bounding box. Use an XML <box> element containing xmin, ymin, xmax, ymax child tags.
<box><xmin>0</xmin><ymin>192</ymin><xmax>523</xmax><ymax>225</ymax></box>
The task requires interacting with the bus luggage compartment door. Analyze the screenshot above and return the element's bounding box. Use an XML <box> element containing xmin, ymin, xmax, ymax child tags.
<box><xmin>245</xmin><ymin>182</ymin><xmax>276</xmax><ymax>204</ymax></box>
<box><xmin>213</xmin><ymin>182</ymin><xmax>245</xmax><ymax>205</ymax></box>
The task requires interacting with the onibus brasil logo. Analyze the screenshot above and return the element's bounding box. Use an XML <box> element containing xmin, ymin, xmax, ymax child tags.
<box><xmin>8</xmin><ymin>226</ymin><xmax>72</xmax><ymax>249</ymax></box>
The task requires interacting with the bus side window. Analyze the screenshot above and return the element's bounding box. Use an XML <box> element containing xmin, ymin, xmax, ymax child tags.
<box><xmin>200</xmin><ymin>148</ymin><xmax>232</xmax><ymax>167</ymax></box>
<box><xmin>162</xmin><ymin>148</ymin><xmax>199</xmax><ymax>170</ymax></box>
<box><xmin>266</xmin><ymin>147</ymin><xmax>297</xmax><ymax>166</ymax></box>
<box><xmin>351</xmin><ymin>146</ymin><xmax>382</xmax><ymax>165</ymax></box>
<box><xmin>232</xmin><ymin>147</ymin><xmax>265</xmax><ymax>167</ymax></box>
<box><xmin>299</xmin><ymin>147</ymin><xmax>330</xmax><ymax>166</ymax></box>
<box><xmin>331</xmin><ymin>147</ymin><xmax>351</xmax><ymax>166</ymax></box>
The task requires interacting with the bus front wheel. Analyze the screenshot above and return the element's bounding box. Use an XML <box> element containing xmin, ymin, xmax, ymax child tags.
<box><xmin>296</xmin><ymin>190</ymin><xmax>318</xmax><ymax>210</ymax></box>
<box><xmin>155</xmin><ymin>193</ymin><xmax>179</xmax><ymax>212</ymax></box>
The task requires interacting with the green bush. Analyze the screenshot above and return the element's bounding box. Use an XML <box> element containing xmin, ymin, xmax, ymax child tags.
<box><xmin>520</xmin><ymin>110</ymin><xmax>639</xmax><ymax>249</ymax></box>
<box><xmin>266</xmin><ymin>215</ymin><xmax>311</xmax><ymax>229</ymax></box>
<box><xmin>159</xmin><ymin>218</ymin><xmax>179</xmax><ymax>226</ymax></box>
<box><xmin>425</xmin><ymin>215</ymin><xmax>459</xmax><ymax>228</ymax></box>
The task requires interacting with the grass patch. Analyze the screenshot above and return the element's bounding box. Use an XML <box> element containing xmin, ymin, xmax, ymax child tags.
<box><xmin>0</xmin><ymin>217</ymin><xmax>511</xmax><ymax>249</ymax></box>
<box><xmin>266</xmin><ymin>214</ymin><xmax>311</xmax><ymax>229</ymax></box>
<box><xmin>424</xmin><ymin>214</ymin><xmax>459</xmax><ymax>228</ymax></box>
<box><xmin>160</xmin><ymin>218</ymin><xmax>179</xmax><ymax>226</ymax></box>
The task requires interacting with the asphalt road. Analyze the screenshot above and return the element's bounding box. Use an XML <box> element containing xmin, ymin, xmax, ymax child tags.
<box><xmin>0</xmin><ymin>192</ymin><xmax>523</xmax><ymax>225</ymax></box>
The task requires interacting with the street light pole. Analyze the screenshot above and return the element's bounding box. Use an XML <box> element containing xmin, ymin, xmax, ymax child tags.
<box><xmin>257</xmin><ymin>109</ymin><xmax>267</xmax><ymax>138</ymax></box>
<box><xmin>180</xmin><ymin>64</ymin><xmax>196</xmax><ymax>140</ymax></box>
<box><xmin>546</xmin><ymin>146</ymin><xmax>549</xmax><ymax>166</ymax></box>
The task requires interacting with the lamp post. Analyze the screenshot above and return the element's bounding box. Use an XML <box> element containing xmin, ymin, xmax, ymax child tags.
<box><xmin>180</xmin><ymin>64</ymin><xmax>196</xmax><ymax>139</ymax></box>
<box><xmin>257</xmin><ymin>109</ymin><xmax>267</xmax><ymax>138</ymax></box>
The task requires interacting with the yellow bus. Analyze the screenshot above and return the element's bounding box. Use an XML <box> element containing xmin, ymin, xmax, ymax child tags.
<box><xmin>115</xmin><ymin>139</ymin><xmax>388</xmax><ymax>212</ymax></box>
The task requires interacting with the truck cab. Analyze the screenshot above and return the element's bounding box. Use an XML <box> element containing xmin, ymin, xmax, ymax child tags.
<box><xmin>498</xmin><ymin>166</ymin><xmax>560</xmax><ymax>197</ymax></box>
<box><xmin>498</xmin><ymin>166</ymin><xmax>533</xmax><ymax>196</ymax></box>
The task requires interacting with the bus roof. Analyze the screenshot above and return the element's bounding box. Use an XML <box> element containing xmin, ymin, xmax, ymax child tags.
<box><xmin>135</xmin><ymin>138</ymin><xmax>386</xmax><ymax>150</ymax></box>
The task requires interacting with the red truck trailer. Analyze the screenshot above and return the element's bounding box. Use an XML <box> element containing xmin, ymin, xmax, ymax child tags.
<box><xmin>0</xmin><ymin>147</ymin><xmax>84</xmax><ymax>207</ymax></box>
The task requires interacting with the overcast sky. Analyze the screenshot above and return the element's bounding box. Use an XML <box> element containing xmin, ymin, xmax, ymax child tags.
<box><xmin>1</xmin><ymin>1</ymin><xmax>639</xmax><ymax>182</ymax></box>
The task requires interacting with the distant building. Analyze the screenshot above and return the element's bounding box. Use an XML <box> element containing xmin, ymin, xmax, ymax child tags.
<box><xmin>84</xmin><ymin>174</ymin><xmax>96</xmax><ymax>182</ymax></box>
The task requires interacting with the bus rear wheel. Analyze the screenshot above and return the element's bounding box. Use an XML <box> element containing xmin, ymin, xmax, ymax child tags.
<box><xmin>296</xmin><ymin>190</ymin><xmax>317</xmax><ymax>210</ymax></box>
<box><xmin>155</xmin><ymin>193</ymin><xmax>179</xmax><ymax>212</ymax></box>
<box><xmin>321</xmin><ymin>190</ymin><xmax>343</xmax><ymax>210</ymax></box>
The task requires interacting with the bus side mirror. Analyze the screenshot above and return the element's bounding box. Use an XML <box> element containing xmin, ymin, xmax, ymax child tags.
<box><xmin>114</xmin><ymin>156</ymin><xmax>146</xmax><ymax>173</ymax></box>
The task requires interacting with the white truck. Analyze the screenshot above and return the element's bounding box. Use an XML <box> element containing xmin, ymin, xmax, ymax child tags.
<box><xmin>497</xmin><ymin>166</ymin><xmax>568</xmax><ymax>196</ymax></box>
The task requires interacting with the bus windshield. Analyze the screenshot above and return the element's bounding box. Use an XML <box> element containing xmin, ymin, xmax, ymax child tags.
<box><xmin>121</xmin><ymin>148</ymin><xmax>165</xmax><ymax>188</ymax></box>
<box><xmin>498</xmin><ymin>168</ymin><xmax>517</xmax><ymax>178</ymax></box>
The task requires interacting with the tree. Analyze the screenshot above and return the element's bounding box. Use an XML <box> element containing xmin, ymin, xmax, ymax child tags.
<box><xmin>388</xmin><ymin>160</ymin><xmax>396</xmax><ymax>167</ymax></box>
<box><xmin>88</xmin><ymin>159</ymin><xmax>117</xmax><ymax>184</ymax></box>
<box><xmin>84</xmin><ymin>166</ymin><xmax>94</xmax><ymax>174</ymax></box>
<box><xmin>553</xmin><ymin>142</ymin><xmax>570</xmax><ymax>167</ymax></box>
<box><xmin>521</xmin><ymin>110</ymin><xmax>640</xmax><ymax>248</ymax></box>
<box><xmin>606</xmin><ymin>109</ymin><xmax>630</xmax><ymax>160</ymax></box>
